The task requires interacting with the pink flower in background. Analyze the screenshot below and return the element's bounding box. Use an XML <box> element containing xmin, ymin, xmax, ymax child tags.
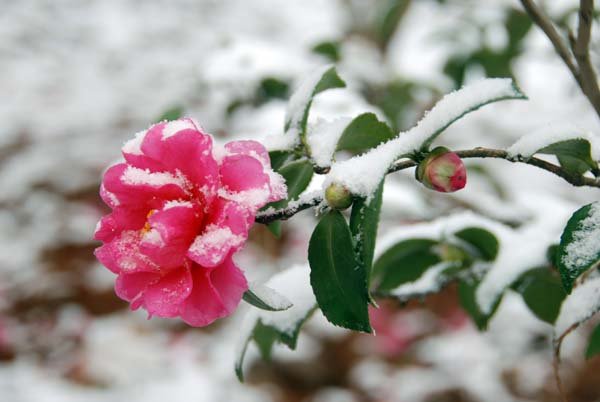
<box><xmin>94</xmin><ymin>118</ymin><xmax>286</xmax><ymax>326</ymax></box>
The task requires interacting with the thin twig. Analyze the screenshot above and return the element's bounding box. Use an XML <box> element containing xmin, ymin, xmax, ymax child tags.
<box><xmin>553</xmin><ymin>322</ymin><xmax>580</xmax><ymax>402</ymax></box>
<box><xmin>255</xmin><ymin>196</ymin><xmax>323</xmax><ymax>224</ymax></box>
<box><xmin>520</xmin><ymin>0</ymin><xmax>600</xmax><ymax>118</ymax></box>
<box><xmin>255</xmin><ymin>147</ymin><xmax>600</xmax><ymax>224</ymax></box>
<box><xmin>573</xmin><ymin>0</ymin><xmax>600</xmax><ymax>117</ymax></box>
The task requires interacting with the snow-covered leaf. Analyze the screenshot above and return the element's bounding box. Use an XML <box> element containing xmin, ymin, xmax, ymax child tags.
<box><xmin>507</xmin><ymin>126</ymin><xmax>600</xmax><ymax>176</ymax></box>
<box><xmin>235</xmin><ymin>266</ymin><xmax>317</xmax><ymax>382</ymax></box>
<box><xmin>306</xmin><ymin>117</ymin><xmax>352</xmax><ymax>169</ymax></box>
<box><xmin>242</xmin><ymin>284</ymin><xmax>293</xmax><ymax>312</ymax></box>
<box><xmin>387</xmin><ymin>261</ymin><xmax>460</xmax><ymax>301</ymax></box>
<box><xmin>308</xmin><ymin>210</ymin><xmax>371</xmax><ymax>332</ymax></box>
<box><xmin>336</xmin><ymin>113</ymin><xmax>395</xmax><ymax>154</ymax></box>
<box><xmin>284</xmin><ymin>65</ymin><xmax>346</xmax><ymax>139</ymax></box>
<box><xmin>540</xmin><ymin>139</ymin><xmax>597</xmax><ymax>175</ymax></box>
<box><xmin>557</xmin><ymin>202</ymin><xmax>600</xmax><ymax>293</ymax></box>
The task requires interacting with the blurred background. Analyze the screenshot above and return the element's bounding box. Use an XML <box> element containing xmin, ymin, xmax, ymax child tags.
<box><xmin>1</xmin><ymin>0</ymin><xmax>600</xmax><ymax>401</ymax></box>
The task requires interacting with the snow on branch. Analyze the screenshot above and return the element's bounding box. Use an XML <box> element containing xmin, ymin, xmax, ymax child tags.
<box><xmin>324</xmin><ymin>78</ymin><xmax>526</xmax><ymax>199</ymax></box>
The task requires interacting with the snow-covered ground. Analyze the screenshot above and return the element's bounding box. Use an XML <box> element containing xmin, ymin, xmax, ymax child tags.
<box><xmin>1</xmin><ymin>1</ymin><xmax>599</xmax><ymax>401</ymax></box>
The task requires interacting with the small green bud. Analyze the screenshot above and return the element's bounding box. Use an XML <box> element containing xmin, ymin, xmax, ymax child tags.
<box><xmin>325</xmin><ymin>183</ymin><xmax>353</xmax><ymax>210</ymax></box>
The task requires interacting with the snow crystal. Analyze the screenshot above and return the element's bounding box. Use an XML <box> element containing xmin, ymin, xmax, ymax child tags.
<box><xmin>262</xmin><ymin>130</ymin><xmax>299</xmax><ymax>152</ymax></box>
<box><xmin>163</xmin><ymin>200</ymin><xmax>194</xmax><ymax>210</ymax></box>
<box><xmin>161</xmin><ymin>119</ymin><xmax>197</xmax><ymax>139</ymax></box>
<box><xmin>561</xmin><ymin>202</ymin><xmax>600</xmax><ymax>279</ymax></box>
<box><xmin>121</xmin><ymin>166</ymin><xmax>188</xmax><ymax>188</ymax></box>
<box><xmin>247</xmin><ymin>282</ymin><xmax>293</xmax><ymax>311</ymax></box>
<box><xmin>324</xmin><ymin>78</ymin><xmax>522</xmax><ymax>199</ymax></box>
<box><xmin>390</xmin><ymin>262</ymin><xmax>456</xmax><ymax>298</ymax></box>
<box><xmin>476</xmin><ymin>232</ymin><xmax>550</xmax><ymax>314</ymax></box>
<box><xmin>142</xmin><ymin>229</ymin><xmax>164</xmax><ymax>246</ymax></box>
<box><xmin>122</xmin><ymin>130</ymin><xmax>147</xmax><ymax>155</ymax></box>
<box><xmin>555</xmin><ymin>275</ymin><xmax>600</xmax><ymax>335</ymax></box>
<box><xmin>306</xmin><ymin>117</ymin><xmax>351</xmax><ymax>168</ymax></box>
<box><xmin>189</xmin><ymin>225</ymin><xmax>244</xmax><ymax>264</ymax></box>
<box><xmin>218</xmin><ymin>185</ymin><xmax>271</xmax><ymax>208</ymax></box>
<box><xmin>507</xmin><ymin>123</ymin><xmax>600</xmax><ymax>160</ymax></box>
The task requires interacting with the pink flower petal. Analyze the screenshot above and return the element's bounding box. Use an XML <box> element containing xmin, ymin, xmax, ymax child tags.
<box><xmin>224</xmin><ymin>140</ymin><xmax>270</xmax><ymax>166</ymax></box>
<box><xmin>115</xmin><ymin>271</ymin><xmax>160</xmax><ymax>305</ymax></box>
<box><xmin>220</xmin><ymin>154</ymin><xmax>269</xmax><ymax>193</ymax></box>
<box><xmin>140</xmin><ymin>202</ymin><xmax>203</xmax><ymax>269</ymax></box>
<box><xmin>102</xmin><ymin>163</ymin><xmax>189</xmax><ymax>208</ymax></box>
<box><xmin>93</xmin><ymin>206</ymin><xmax>147</xmax><ymax>242</ymax></box>
<box><xmin>187</xmin><ymin>199</ymin><xmax>251</xmax><ymax>267</ymax></box>
<box><xmin>179</xmin><ymin>268</ymin><xmax>227</xmax><ymax>327</ymax></box>
<box><xmin>96</xmin><ymin>230</ymin><xmax>160</xmax><ymax>274</ymax></box>
<box><xmin>141</xmin><ymin>119</ymin><xmax>219</xmax><ymax>193</ymax></box>
<box><xmin>208</xmin><ymin>257</ymin><xmax>247</xmax><ymax>313</ymax></box>
<box><xmin>142</xmin><ymin>266</ymin><xmax>193</xmax><ymax>317</ymax></box>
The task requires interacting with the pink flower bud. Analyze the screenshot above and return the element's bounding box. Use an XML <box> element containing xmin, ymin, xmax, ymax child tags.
<box><xmin>416</xmin><ymin>147</ymin><xmax>466</xmax><ymax>192</ymax></box>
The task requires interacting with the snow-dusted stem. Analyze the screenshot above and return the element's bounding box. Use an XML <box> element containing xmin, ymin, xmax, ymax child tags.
<box><xmin>255</xmin><ymin>147</ymin><xmax>600</xmax><ymax>225</ymax></box>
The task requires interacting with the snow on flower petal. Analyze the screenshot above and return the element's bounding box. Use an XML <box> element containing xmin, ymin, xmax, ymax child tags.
<box><xmin>94</xmin><ymin>118</ymin><xmax>286</xmax><ymax>326</ymax></box>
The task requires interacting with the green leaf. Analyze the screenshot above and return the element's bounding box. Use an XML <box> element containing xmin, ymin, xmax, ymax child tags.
<box><xmin>350</xmin><ymin>180</ymin><xmax>384</xmax><ymax>295</ymax></box>
<box><xmin>262</xmin><ymin>160</ymin><xmax>313</xmax><ymax>237</ymax></box>
<box><xmin>458</xmin><ymin>278</ymin><xmax>501</xmax><ymax>330</ymax></box>
<box><xmin>242</xmin><ymin>286</ymin><xmax>293</xmax><ymax>312</ymax></box>
<box><xmin>308</xmin><ymin>210</ymin><xmax>371</xmax><ymax>332</ymax></box>
<box><xmin>312</xmin><ymin>41</ymin><xmax>341</xmax><ymax>62</ymax></box>
<box><xmin>268</xmin><ymin>150</ymin><xmax>293</xmax><ymax>171</ymax></box>
<box><xmin>372</xmin><ymin>0</ymin><xmax>410</xmax><ymax>49</ymax></box>
<box><xmin>256</xmin><ymin>78</ymin><xmax>289</xmax><ymax>102</ymax></box>
<box><xmin>336</xmin><ymin>113</ymin><xmax>395</xmax><ymax>154</ymax></box>
<box><xmin>557</xmin><ymin>202</ymin><xmax>600</xmax><ymax>293</ymax></box>
<box><xmin>539</xmin><ymin>139</ymin><xmax>597</xmax><ymax>175</ymax></box>
<box><xmin>156</xmin><ymin>105</ymin><xmax>184</xmax><ymax>122</ymax></box>
<box><xmin>373</xmin><ymin>239</ymin><xmax>441</xmax><ymax>292</ymax></box>
<box><xmin>284</xmin><ymin>66</ymin><xmax>346</xmax><ymax>137</ymax></box>
<box><xmin>453</xmin><ymin>227</ymin><xmax>499</xmax><ymax>261</ymax></box>
<box><xmin>513</xmin><ymin>267</ymin><xmax>567</xmax><ymax>324</ymax></box>
<box><xmin>586</xmin><ymin>323</ymin><xmax>600</xmax><ymax>359</ymax></box>
<box><xmin>251</xmin><ymin>321</ymin><xmax>279</xmax><ymax>361</ymax></box>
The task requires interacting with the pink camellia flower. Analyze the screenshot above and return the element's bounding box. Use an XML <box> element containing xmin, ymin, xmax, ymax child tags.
<box><xmin>416</xmin><ymin>146</ymin><xmax>466</xmax><ymax>192</ymax></box>
<box><xmin>94</xmin><ymin>118</ymin><xmax>286</xmax><ymax>326</ymax></box>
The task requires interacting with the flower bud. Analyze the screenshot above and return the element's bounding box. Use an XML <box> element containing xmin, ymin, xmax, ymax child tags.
<box><xmin>416</xmin><ymin>147</ymin><xmax>466</xmax><ymax>192</ymax></box>
<box><xmin>325</xmin><ymin>183</ymin><xmax>353</xmax><ymax>210</ymax></box>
